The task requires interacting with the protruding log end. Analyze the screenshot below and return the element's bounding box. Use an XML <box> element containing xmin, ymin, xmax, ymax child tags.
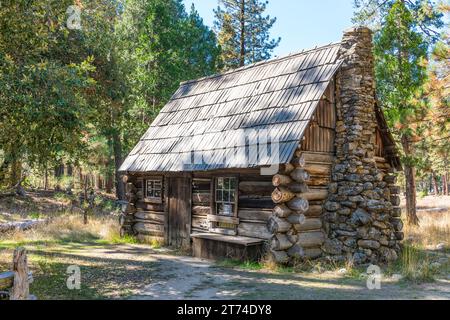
<box><xmin>268</xmin><ymin>249</ymin><xmax>289</xmax><ymax>264</ymax></box>
<box><xmin>270</xmin><ymin>234</ymin><xmax>294</xmax><ymax>251</ymax></box>
<box><xmin>290</xmin><ymin>168</ymin><xmax>311</xmax><ymax>183</ymax></box>
<box><xmin>287</xmin><ymin>214</ymin><xmax>306</xmax><ymax>225</ymax></box>
<box><xmin>287</xmin><ymin>182</ymin><xmax>309</xmax><ymax>194</ymax></box>
<box><xmin>273</xmin><ymin>204</ymin><xmax>292</xmax><ymax>218</ymax></box>
<box><xmin>272</xmin><ymin>187</ymin><xmax>295</xmax><ymax>204</ymax></box>
<box><xmin>267</xmin><ymin>216</ymin><xmax>292</xmax><ymax>234</ymax></box>
<box><xmin>291</xmin><ymin>153</ymin><xmax>306</xmax><ymax>168</ymax></box>
<box><xmin>287</xmin><ymin>197</ymin><xmax>309</xmax><ymax>213</ymax></box>
<box><xmin>272</xmin><ymin>174</ymin><xmax>293</xmax><ymax>187</ymax></box>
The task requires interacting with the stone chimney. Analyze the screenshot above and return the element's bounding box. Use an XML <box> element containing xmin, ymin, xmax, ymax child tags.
<box><xmin>321</xmin><ymin>27</ymin><xmax>401</xmax><ymax>264</ymax></box>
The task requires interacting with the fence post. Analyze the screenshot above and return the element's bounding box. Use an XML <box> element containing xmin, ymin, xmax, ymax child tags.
<box><xmin>10</xmin><ymin>247</ymin><xmax>29</xmax><ymax>300</ymax></box>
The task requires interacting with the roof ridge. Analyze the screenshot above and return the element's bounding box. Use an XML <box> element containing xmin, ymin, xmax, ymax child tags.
<box><xmin>180</xmin><ymin>42</ymin><xmax>342</xmax><ymax>86</ymax></box>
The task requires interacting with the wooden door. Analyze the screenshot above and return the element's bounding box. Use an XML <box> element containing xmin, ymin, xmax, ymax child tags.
<box><xmin>168</xmin><ymin>176</ymin><xmax>192</xmax><ymax>248</ymax></box>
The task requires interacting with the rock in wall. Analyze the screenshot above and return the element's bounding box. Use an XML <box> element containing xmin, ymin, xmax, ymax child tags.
<box><xmin>321</xmin><ymin>27</ymin><xmax>402</xmax><ymax>264</ymax></box>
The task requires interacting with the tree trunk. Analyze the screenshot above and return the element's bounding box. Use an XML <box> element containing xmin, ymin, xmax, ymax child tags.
<box><xmin>83</xmin><ymin>175</ymin><xmax>89</xmax><ymax>225</ymax></box>
<box><xmin>54</xmin><ymin>163</ymin><xmax>64</xmax><ymax>191</ymax></box>
<box><xmin>106</xmin><ymin>139</ymin><xmax>114</xmax><ymax>194</ymax></box>
<box><xmin>431</xmin><ymin>171</ymin><xmax>439</xmax><ymax>196</ymax></box>
<box><xmin>401</xmin><ymin>135</ymin><xmax>419</xmax><ymax>226</ymax></box>
<box><xmin>443</xmin><ymin>173</ymin><xmax>448</xmax><ymax>196</ymax></box>
<box><xmin>10</xmin><ymin>158</ymin><xmax>21</xmax><ymax>188</ymax></box>
<box><xmin>44</xmin><ymin>167</ymin><xmax>48</xmax><ymax>191</ymax></box>
<box><xmin>239</xmin><ymin>0</ymin><xmax>245</xmax><ymax>67</ymax></box>
<box><xmin>105</xmin><ymin>173</ymin><xmax>113</xmax><ymax>194</ymax></box>
<box><xmin>67</xmin><ymin>165</ymin><xmax>73</xmax><ymax>176</ymax></box>
<box><xmin>112</xmin><ymin>131</ymin><xmax>125</xmax><ymax>200</ymax></box>
<box><xmin>0</xmin><ymin>157</ymin><xmax>10</xmax><ymax>186</ymax></box>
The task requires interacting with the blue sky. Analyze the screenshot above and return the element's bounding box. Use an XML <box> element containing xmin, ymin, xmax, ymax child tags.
<box><xmin>183</xmin><ymin>0</ymin><xmax>356</xmax><ymax>57</ymax></box>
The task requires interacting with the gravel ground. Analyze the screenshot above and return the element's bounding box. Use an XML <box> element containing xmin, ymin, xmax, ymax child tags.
<box><xmin>66</xmin><ymin>243</ymin><xmax>450</xmax><ymax>300</ymax></box>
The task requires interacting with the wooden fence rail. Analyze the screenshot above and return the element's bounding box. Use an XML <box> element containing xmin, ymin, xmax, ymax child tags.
<box><xmin>0</xmin><ymin>247</ymin><xmax>35</xmax><ymax>300</ymax></box>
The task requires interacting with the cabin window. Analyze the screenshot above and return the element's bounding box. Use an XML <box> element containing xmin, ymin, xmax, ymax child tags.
<box><xmin>215</xmin><ymin>177</ymin><xmax>237</xmax><ymax>217</ymax></box>
<box><xmin>145</xmin><ymin>179</ymin><xmax>163</xmax><ymax>202</ymax></box>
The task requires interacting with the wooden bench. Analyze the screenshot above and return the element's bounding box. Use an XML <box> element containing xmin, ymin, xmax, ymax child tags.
<box><xmin>191</xmin><ymin>233</ymin><xmax>265</xmax><ymax>261</ymax></box>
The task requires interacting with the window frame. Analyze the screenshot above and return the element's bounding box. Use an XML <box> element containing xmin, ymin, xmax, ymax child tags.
<box><xmin>144</xmin><ymin>177</ymin><xmax>163</xmax><ymax>204</ymax></box>
<box><xmin>208</xmin><ymin>175</ymin><xmax>239</xmax><ymax>234</ymax></box>
<box><xmin>214</xmin><ymin>176</ymin><xmax>238</xmax><ymax>217</ymax></box>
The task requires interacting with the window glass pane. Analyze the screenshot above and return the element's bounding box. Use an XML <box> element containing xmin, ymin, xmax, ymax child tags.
<box><xmin>217</xmin><ymin>178</ymin><xmax>223</xmax><ymax>190</ymax></box>
<box><xmin>216</xmin><ymin>189</ymin><xmax>223</xmax><ymax>202</ymax></box>
<box><xmin>223</xmin><ymin>190</ymin><xmax>230</xmax><ymax>202</ymax></box>
<box><xmin>146</xmin><ymin>179</ymin><xmax>162</xmax><ymax>199</ymax></box>
<box><xmin>149</xmin><ymin>181</ymin><xmax>154</xmax><ymax>197</ymax></box>
<box><xmin>222</xmin><ymin>203</ymin><xmax>233</xmax><ymax>216</ymax></box>
<box><xmin>224</xmin><ymin>178</ymin><xmax>230</xmax><ymax>190</ymax></box>
<box><xmin>230</xmin><ymin>178</ymin><xmax>236</xmax><ymax>189</ymax></box>
<box><xmin>215</xmin><ymin>177</ymin><xmax>238</xmax><ymax>215</ymax></box>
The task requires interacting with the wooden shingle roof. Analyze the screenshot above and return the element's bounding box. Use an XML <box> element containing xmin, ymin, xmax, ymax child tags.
<box><xmin>120</xmin><ymin>43</ymin><xmax>343</xmax><ymax>173</ymax></box>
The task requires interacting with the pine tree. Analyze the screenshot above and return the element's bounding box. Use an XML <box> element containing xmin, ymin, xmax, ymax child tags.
<box><xmin>422</xmin><ymin>3</ymin><xmax>450</xmax><ymax>195</ymax></box>
<box><xmin>214</xmin><ymin>0</ymin><xmax>280</xmax><ymax>70</ymax></box>
<box><xmin>89</xmin><ymin>0</ymin><xmax>221</xmax><ymax>199</ymax></box>
<box><xmin>0</xmin><ymin>0</ymin><xmax>97</xmax><ymax>188</ymax></box>
<box><xmin>353</xmin><ymin>0</ymin><xmax>444</xmax><ymax>225</ymax></box>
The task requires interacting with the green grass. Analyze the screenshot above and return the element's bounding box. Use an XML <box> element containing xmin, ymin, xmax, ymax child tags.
<box><xmin>1</xmin><ymin>240</ymin><xmax>157</xmax><ymax>300</ymax></box>
<box><xmin>216</xmin><ymin>259</ymin><xmax>264</xmax><ymax>270</ymax></box>
<box><xmin>54</xmin><ymin>192</ymin><xmax>75</xmax><ymax>203</ymax></box>
<box><xmin>384</xmin><ymin>244</ymin><xmax>442</xmax><ymax>283</ymax></box>
<box><xmin>29</xmin><ymin>254</ymin><xmax>103</xmax><ymax>300</ymax></box>
<box><xmin>96</xmin><ymin>234</ymin><xmax>138</xmax><ymax>245</ymax></box>
<box><xmin>29</xmin><ymin>212</ymin><xmax>42</xmax><ymax>219</ymax></box>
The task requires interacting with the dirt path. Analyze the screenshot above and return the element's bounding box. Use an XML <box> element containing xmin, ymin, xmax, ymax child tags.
<box><xmin>61</xmin><ymin>244</ymin><xmax>449</xmax><ymax>300</ymax></box>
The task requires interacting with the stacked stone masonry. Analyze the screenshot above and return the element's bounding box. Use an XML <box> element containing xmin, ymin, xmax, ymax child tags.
<box><xmin>267</xmin><ymin>27</ymin><xmax>402</xmax><ymax>265</ymax></box>
<box><xmin>321</xmin><ymin>27</ymin><xmax>402</xmax><ymax>264</ymax></box>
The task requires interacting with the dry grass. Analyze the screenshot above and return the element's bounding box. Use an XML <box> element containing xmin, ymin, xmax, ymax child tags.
<box><xmin>403</xmin><ymin>210</ymin><xmax>449</xmax><ymax>248</ymax></box>
<box><xmin>0</xmin><ymin>213</ymin><xmax>136</xmax><ymax>247</ymax></box>
<box><xmin>398</xmin><ymin>197</ymin><xmax>449</xmax><ymax>282</ymax></box>
<box><xmin>257</xmin><ymin>198</ymin><xmax>450</xmax><ymax>283</ymax></box>
<box><xmin>0</xmin><ymin>212</ymin><xmax>140</xmax><ymax>299</ymax></box>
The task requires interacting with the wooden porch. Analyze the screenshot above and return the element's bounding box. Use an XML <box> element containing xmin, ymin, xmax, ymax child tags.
<box><xmin>191</xmin><ymin>233</ymin><xmax>265</xmax><ymax>261</ymax></box>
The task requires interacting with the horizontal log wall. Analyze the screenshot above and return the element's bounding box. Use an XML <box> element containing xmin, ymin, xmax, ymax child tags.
<box><xmin>191</xmin><ymin>169</ymin><xmax>273</xmax><ymax>240</ymax></box>
<box><xmin>237</xmin><ymin>173</ymin><xmax>273</xmax><ymax>240</ymax></box>
<box><xmin>268</xmin><ymin>149</ymin><xmax>334</xmax><ymax>263</ymax></box>
<box><xmin>268</xmin><ymin>83</ymin><xmax>336</xmax><ymax>264</ymax></box>
<box><xmin>191</xmin><ymin>178</ymin><xmax>212</xmax><ymax>234</ymax></box>
<box><xmin>121</xmin><ymin>175</ymin><xmax>166</xmax><ymax>244</ymax></box>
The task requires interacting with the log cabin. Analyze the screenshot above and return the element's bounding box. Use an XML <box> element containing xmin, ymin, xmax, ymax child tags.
<box><xmin>119</xmin><ymin>27</ymin><xmax>403</xmax><ymax>265</ymax></box>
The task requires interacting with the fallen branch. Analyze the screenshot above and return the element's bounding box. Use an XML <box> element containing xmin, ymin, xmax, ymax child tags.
<box><xmin>0</xmin><ymin>175</ymin><xmax>27</xmax><ymax>198</ymax></box>
<box><xmin>0</xmin><ymin>219</ymin><xmax>48</xmax><ymax>233</ymax></box>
